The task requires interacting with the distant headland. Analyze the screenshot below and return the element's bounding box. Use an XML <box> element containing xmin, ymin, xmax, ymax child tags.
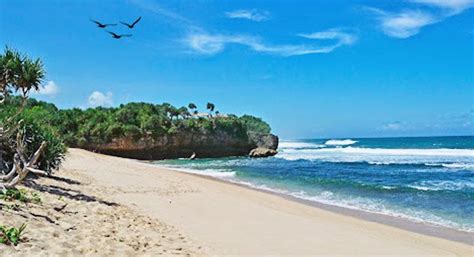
<box><xmin>3</xmin><ymin>96</ymin><xmax>278</xmax><ymax>160</ymax></box>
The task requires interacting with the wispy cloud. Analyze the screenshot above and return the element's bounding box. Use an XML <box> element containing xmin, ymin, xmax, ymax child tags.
<box><xmin>132</xmin><ymin>1</ymin><xmax>356</xmax><ymax>56</ymax></box>
<box><xmin>88</xmin><ymin>91</ymin><xmax>113</xmax><ymax>107</ymax></box>
<box><xmin>366</xmin><ymin>0</ymin><xmax>474</xmax><ymax>38</ymax></box>
<box><xmin>33</xmin><ymin>81</ymin><xmax>59</xmax><ymax>96</ymax></box>
<box><xmin>411</xmin><ymin>0</ymin><xmax>474</xmax><ymax>14</ymax></box>
<box><xmin>185</xmin><ymin>28</ymin><xmax>357</xmax><ymax>56</ymax></box>
<box><xmin>225</xmin><ymin>9</ymin><xmax>270</xmax><ymax>21</ymax></box>
<box><xmin>380</xmin><ymin>121</ymin><xmax>407</xmax><ymax>131</ymax></box>
<box><xmin>437</xmin><ymin>109</ymin><xmax>474</xmax><ymax>128</ymax></box>
<box><xmin>130</xmin><ymin>0</ymin><xmax>203</xmax><ymax>31</ymax></box>
<box><xmin>367</xmin><ymin>8</ymin><xmax>437</xmax><ymax>38</ymax></box>
<box><xmin>298</xmin><ymin>28</ymin><xmax>358</xmax><ymax>45</ymax></box>
<box><xmin>379</xmin><ymin>110</ymin><xmax>474</xmax><ymax>134</ymax></box>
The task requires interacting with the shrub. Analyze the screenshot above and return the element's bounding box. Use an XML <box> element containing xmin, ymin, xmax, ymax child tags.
<box><xmin>239</xmin><ymin>115</ymin><xmax>271</xmax><ymax>134</ymax></box>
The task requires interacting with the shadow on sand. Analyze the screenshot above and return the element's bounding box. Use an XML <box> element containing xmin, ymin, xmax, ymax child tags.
<box><xmin>24</xmin><ymin>176</ymin><xmax>118</xmax><ymax>207</ymax></box>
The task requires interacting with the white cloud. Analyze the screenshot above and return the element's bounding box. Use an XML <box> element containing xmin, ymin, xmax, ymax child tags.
<box><xmin>298</xmin><ymin>28</ymin><xmax>358</xmax><ymax>45</ymax></box>
<box><xmin>367</xmin><ymin>0</ymin><xmax>474</xmax><ymax>38</ymax></box>
<box><xmin>225</xmin><ymin>9</ymin><xmax>270</xmax><ymax>21</ymax></box>
<box><xmin>33</xmin><ymin>81</ymin><xmax>59</xmax><ymax>96</ymax></box>
<box><xmin>134</xmin><ymin>0</ymin><xmax>355</xmax><ymax>56</ymax></box>
<box><xmin>411</xmin><ymin>0</ymin><xmax>474</xmax><ymax>14</ymax></box>
<box><xmin>368</xmin><ymin>8</ymin><xmax>438</xmax><ymax>38</ymax></box>
<box><xmin>88</xmin><ymin>91</ymin><xmax>113</xmax><ymax>107</ymax></box>
<box><xmin>185</xmin><ymin>28</ymin><xmax>357</xmax><ymax>56</ymax></box>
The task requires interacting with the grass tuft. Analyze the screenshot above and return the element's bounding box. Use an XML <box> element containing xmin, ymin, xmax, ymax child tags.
<box><xmin>0</xmin><ymin>223</ymin><xmax>27</xmax><ymax>245</ymax></box>
<box><xmin>0</xmin><ymin>188</ymin><xmax>41</xmax><ymax>204</ymax></box>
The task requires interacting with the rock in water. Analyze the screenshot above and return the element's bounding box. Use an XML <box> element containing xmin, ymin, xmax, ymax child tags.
<box><xmin>249</xmin><ymin>147</ymin><xmax>277</xmax><ymax>158</ymax></box>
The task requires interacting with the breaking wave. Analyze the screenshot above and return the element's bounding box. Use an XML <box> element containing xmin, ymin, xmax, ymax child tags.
<box><xmin>324</xmin><ymin>139</ymin><xmax>357</xmax><ymax>146</ymax></box>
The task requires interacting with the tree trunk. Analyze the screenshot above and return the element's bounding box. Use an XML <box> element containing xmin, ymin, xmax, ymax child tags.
<box><xmin>0</xmin><ymin>140</ymin><xmax>47</xmax><ymax>190</ymax></box>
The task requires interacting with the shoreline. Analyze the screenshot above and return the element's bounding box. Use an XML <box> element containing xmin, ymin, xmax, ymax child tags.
<box><xmin>150</xmin><ymin>162</ymin><xmax>474</xmax><ymax>245</ymax></box>
<box><xmin>23</xmin><ymin>148</ymin><xmax>470</xmax><ymax>256</ymax></box>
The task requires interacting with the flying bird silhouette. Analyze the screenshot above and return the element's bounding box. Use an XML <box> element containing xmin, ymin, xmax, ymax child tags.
<box><xmin>106</xmin><ymin>31</ymin><xmax>132</xmax><ymax>39</ymax></box>
<box><xmin>120</xmin><ymin>16</ymin><xmax>142</xmax><ymax>28</ymax></box>
<box><xmin>90</xmin><ymin>19</ymin><xmax>117</xmax><ymax>28</ymax></box>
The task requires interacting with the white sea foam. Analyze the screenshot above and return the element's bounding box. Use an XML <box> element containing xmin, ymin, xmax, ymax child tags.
<box><xmin>314</xmin><ymin>147</ymin><xmax>474</xmax><ymax>156</ymax></box>
<box><xmin>441</xmin><ymin>163</ymin><xmax>474</xmax><ymax>169</ymax></box>
<box><xmin>159</xmin><ymin>166</ymin><xmax>236</xmax><ymax>178</ymax></box>
<box><xmin>277</xmin><ymin>147</ymin><xmax>474</xmax><ymax>167</ymax></box>
<box><xmin>279</xmin><ymin>141</ymin><xmax>324</xmax><ymax>149</ymax></box>
<box><xmin>324</xmin><ymin>139</ymin><xmax>357</xmax><ymax>146</ymax></box>
<box><xmin>285</xmin><ymin>190</ymin><xmax>474</xmax><ymax>232</ymax></box>
<box><xmin>409</xmin><ymin>180</ymin><xmax>474</xmax><ymax>191</ymax></box>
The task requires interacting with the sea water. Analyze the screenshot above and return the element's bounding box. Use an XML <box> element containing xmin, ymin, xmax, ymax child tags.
<box><xmin>153</xmin><ymin>136</ymin><xmax>474</xmax><ymax>232</ymax></box>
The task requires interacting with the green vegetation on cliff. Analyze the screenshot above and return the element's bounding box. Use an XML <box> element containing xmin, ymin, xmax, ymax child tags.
<box><xmin>1</xmin><ymin>96</ymin><xmax>272</xmax><ymax>149</ymax></box>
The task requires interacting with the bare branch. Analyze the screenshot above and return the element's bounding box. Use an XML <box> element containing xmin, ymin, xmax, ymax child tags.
<box><xmin>27</xmin><ymin>167</ymin><xmax>48</xmax><ymax>176</ymax></box>
<box><xmin>0</xmin><ymin>141</ymin><xmax>47</xmax><ymax>189</ymax></box>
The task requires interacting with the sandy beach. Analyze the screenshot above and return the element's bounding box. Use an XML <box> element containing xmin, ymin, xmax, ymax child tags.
<box><xmin>1</xmin><ymin>148</ymin><xmax>473</xmax><ymax>256</ymax></box>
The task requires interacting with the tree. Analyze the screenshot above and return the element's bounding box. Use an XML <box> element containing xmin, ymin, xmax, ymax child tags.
<box><xmin>188</xmin><ymin>103</ymin><xmax>197</xmax><ymax>112</ymax></box>
<box><xmin>206</xmin><ymin>102</ymin><xmax>215</xmax><ymax>117</ymax></box>
<box><xmin>1</xmin><ymin>48</ymin><xmax>57</xmax><ymax>189</ymax></box>
<box><xmin>178</xmin><ymin>106</ymin><xmax>190</xmax><ymax>119</ymax></box>
<box><xmin>238</xmin><ymin>115</ymin><xmax>271</xmax><ymax>134</ymax></box>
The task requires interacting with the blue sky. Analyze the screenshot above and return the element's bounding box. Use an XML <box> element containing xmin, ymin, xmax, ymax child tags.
<box><xmin>1</xmin><ymin>0</ymin><xmax>473</xmax><ymax>139</ymax></box>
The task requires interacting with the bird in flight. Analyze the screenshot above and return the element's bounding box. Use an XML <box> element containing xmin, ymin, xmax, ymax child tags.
<box><xmin>90</xmin><ymin>19</ymin><xmax>117</xmax><ymax>28</ymax></box>
<box><xmin>106</xmin><ymin>31</ymin><xmax>132</xmax><ymax>39</ymax></box>
<box><xmin>120</xmin><ymin>16</ymin><xmax>142</xmax><ymax>29</ymax></box>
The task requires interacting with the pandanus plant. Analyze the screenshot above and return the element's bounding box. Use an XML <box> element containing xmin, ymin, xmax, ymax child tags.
<box><xmin>1</xmin><ymin>47</ymin><xmax>49</xmax><ymax>190</ymax></box>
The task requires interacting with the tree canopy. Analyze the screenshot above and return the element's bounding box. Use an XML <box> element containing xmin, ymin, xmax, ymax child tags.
<box><xmin>2</xmin><ymin>97</ymin><xmax>273</xmax><ymax>149</ymax></box>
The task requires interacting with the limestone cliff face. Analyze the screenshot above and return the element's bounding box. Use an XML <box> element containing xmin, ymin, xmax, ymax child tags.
<box><xmin>82</xmin><ymin>131</ymin><xmax>278</xmax><ymax>160</ymax></box>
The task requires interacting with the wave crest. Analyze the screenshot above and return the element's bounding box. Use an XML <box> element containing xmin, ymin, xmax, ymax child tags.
<box><xmin>279</xmin><ymin>141</ymin><xmax>324</xmax><ymax>149</ymax></box>
<box><xmin>277</xmin><ymin>147</ymin><xmax>474</xmax><ymax>168</ymax></box>
<box><xmin>324</xmin><ymin>139</ymin><xmax>357</xmax><ymax>146</ymax></box>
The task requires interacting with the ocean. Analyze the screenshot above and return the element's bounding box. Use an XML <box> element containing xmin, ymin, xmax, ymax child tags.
<box><xmin>153</xmin><ymin>136</ymin><xmax>474</xmax><ymax>232</ymax></box>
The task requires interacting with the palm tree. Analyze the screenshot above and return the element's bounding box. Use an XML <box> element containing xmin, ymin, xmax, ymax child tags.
<box><xmin>168</xmin><ymin>106</ymin><xmax>179</xmax><ymax>121</ymax></box>
<box><xmin>0</xmin><ymin>47</ymin><xmax>22</xmax><ymax>103</ymax></box>
<box><xmin>0</xmin><ymin>47</ymin><xmax>44</xmax><ymax>107</ymax></box>
<box><xmin>1</xmin><ymin>48</ymin><xmax>48</xmax><ymax>189</ymax></box>
<box><xmin>14</xmin><ymin>57</ymin><xmax>44</xmax><ymax>100</ymax></box>
<box><xmin>178</xmin><ymin>106</ymin><xmax>190</xmax><ymax>119</ymax></box>
<box><xmin>206</xmin><ymin>102</ymin><xmax>215</xmax><ymax>117</ymax></box>
<box><xmin>188</xmin><ymin>103</ymin><xmax>197</xmax><ymax>115</ymax></box>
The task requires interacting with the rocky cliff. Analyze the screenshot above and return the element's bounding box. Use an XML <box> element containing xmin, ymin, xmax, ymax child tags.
<box><xmin>83</xmin><ymin>131</ymin><xmax>278</xmax><ymax>160</ymax></box>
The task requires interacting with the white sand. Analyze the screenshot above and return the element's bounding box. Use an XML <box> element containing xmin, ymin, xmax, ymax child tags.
<box><xmin>2</xmin><ymin>148</ymin><xmax>472</xmax><ymax>256</ymax></box>
<box><xmin>66</xmin><ymin>149</ymin><xmax>474</xmax><ymax>256</ymax></box>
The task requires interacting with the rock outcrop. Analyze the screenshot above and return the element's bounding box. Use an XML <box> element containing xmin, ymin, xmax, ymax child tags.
<box><xmin>82</xmin><ymin>131</ymin><xmax>279</xmax><ymax>160</ymax></box>
<box><xmin>249</xmin><ymin>147</ymin><xmax>278</xmax><ymax>158</ymax></box>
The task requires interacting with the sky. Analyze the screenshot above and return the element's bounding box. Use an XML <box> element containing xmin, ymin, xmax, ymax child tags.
<box><xmin>0</xmin><ymin>0</ymin><xmax>473</xmax><ymax>139</ymax></box>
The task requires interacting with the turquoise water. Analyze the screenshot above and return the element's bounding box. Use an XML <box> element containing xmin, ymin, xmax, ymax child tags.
<box><xmin>154</xmin><ymin>136</ymin><xmax>474</xmax><ymax>232</ymax></box>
